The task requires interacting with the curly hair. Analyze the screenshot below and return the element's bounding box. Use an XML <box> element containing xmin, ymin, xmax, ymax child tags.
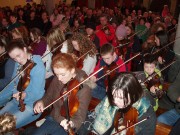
<box><xmin>68</xmin><ymin>32</ymin><xmax>96</xmax><ymax>58</ymax></box>
<box><xmin>0</xmin><ymin>113</ymin><xmax>16</xmax><ymax>134</ymax></box>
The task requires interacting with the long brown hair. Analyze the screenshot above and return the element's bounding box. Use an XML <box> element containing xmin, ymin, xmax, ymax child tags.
<box><xmin>68</xmin><ymin>32</ymin><xmax>96</xmax><ymax>57</ymax></box>
<box><xmin>46</xmin><ymin>26</ymin><xmax>65</xmax><ymax>50</ymax></box>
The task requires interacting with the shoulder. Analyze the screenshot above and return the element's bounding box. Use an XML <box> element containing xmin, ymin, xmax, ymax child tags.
<box><xmin>32</xmin><ymin>55</ymin><xmax>45</xmax><ymax>69</ymax></box>
<box><xmin>85</xmin><ymin>54</ymin><xmax>96</xmax><ymax>60</ymax></box>
<box><xmin>116</xmin><ymin>57</ymin><xmax>124</xmax><ymax>64</ymax></box>
<box><xmin>76</xmin><ymin>69</ymin><xmax>88</xmax><ymax>82</ymax></box>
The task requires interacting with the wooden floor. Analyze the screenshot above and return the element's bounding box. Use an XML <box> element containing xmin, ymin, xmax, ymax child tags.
<box><xmin>156</xmin><ymin>122</ymin><xmax>172</xmax><ymax>135</ymax></box>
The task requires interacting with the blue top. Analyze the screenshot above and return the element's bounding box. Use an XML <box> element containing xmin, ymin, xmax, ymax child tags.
<box><xmin>3</xmin><ymin>55</ymin><xmax>45</xmax><ymax>107</ymax></box>
<box><xmin>0</xmin><ymin>58</ymin><xmax>15</xmax><ymax>90</ymax></box>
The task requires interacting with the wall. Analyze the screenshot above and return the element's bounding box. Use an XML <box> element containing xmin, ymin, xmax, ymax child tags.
<box><xmin>0</xmin><ymin>0</ymin><xmax>72</xmax><ymax>9</ymax></box>
<box><xmin>0</xmin><ymin>0</ymin><xmax>41</xmax><ymax>9</ymax></box>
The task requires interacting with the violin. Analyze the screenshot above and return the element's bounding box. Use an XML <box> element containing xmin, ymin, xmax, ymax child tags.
<box><xmin>17</xmin><ymin>60</ymin><xmax>36</xmax><ymax>112</ymax></box>
<box><xmin>116</xmin><ymin>38</ymin><xmax>130</xmax><ymax>58</ymax></box>
<box><xmin>61</xmin><ymin>79</ymin><xmax>80</xmax><ymax>117</ymax></box>
<box><xmin>104</xmin><ymin>62</ymin><xmax>118</xmax><ymax>88</ymax></box>
<box><xmin>114</xmin><ymin>107</ymin><xmax>138</xmax><ymax>135</ymax></box>
<box><xmin>60</xmin><ymin>79</ymin><xmax>80</xmax><ymax>135</ymax></box>
<box><xmin>144</xmin><ymin>72</ymin><xmax>164</xmax><ymax>99</ymax></box>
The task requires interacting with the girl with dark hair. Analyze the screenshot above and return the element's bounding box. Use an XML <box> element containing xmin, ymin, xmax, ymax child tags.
<box><xmin>29</xmin><ymin>27</ymin><xmax>47</xmax><ymax>56</ymax></box>
<box><xmin>0</xmin><ymin>39</ymin><xmax>46</xmax><ymax>129</ymax></box>
<box><xmin>154</xmin><ymin>30</ymin><xmax>175</xmax><ymax>81</ymax></box>
<box><xmin>92</xmin><ymin>72</ymin><xmax>156</xmax><ymax>135</ymax></box>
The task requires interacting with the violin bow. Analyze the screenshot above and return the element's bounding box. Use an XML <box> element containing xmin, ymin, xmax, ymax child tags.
<box><xmin>167</xmin><ymin>25</ymin><xmax>177</xmax><ymax>33</ymax></box>
<box><xmin>0</xmin><ymin>60</ymin><xmax>33</xmax><ymax>92</ymax></box>
<box><xmin>96</xmin><ymin>53</ymin><xmax>141</xmax><ymax>81</ymax></box>
<box><xmin>143</xmin><ymin>60</ymin><xmax>176</xmax><ymax>84</ymax></box>
<box><xmin>152</xmin><ymin>36</ymin><xmax>180</xmax><ymax>55</ymax></box>
<box><xmin>77</xmin><ymin>48</ymin><xmax>94</xmax><ymax>61</ymax></box>
<box><xmin>115</xmin><ymin>30</ymin><xmax>142</xmax><ymax>49</ymax></box>
<box><xmin>42</xmin><ymin>40</ymin><xmax>67</xmax><ymax>59</ymax></box>
<box><xmin>43</xmin><ymin>67</ymin><xmax>104</xmax><ymax>110</ymax></box>
<box><xmin>0</xmin><ymin>51</ymin><xmax>7</xmax><ymax>58</ymax></box>
<box><xmin>112</xmin><ymin>116</ymin><xmax>150</xmax><ymax>135</ymax></box>
<box><xmin>115</xmin><ymin>42</ymin><xmax>130</xmax><ymax>49</ymax></box>
<box><xmin>128</xmin><ymin>30</ymin><xmax>142</xmax><ymax>39</ymax></box>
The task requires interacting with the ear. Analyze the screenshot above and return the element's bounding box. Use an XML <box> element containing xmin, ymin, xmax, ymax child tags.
<box><xmin>70</xmin><ymin>68</ymin><xmax>75</xmax><ymax>74</ymax></box>
<box><xmin>113</xmin><ymin>52</ymin><xmax>116</xmax><ymax>57</ymax></box>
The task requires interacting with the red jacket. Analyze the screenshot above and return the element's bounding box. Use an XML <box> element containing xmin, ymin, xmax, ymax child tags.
<box><xmin>96</xmin><ymin>24</ymin><xmax>117</xmax><ymax>47</ymax></box>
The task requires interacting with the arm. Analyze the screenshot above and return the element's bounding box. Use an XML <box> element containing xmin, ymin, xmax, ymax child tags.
<box><xmin>0</xmin><ymin>59</ymin><xmax>15</xmax><ymax>90</ymax></box>
<box><xmin>82</xmin><ymin>55</ymin><xmax>97</xmax><ymax>76</ymax></box>
<box><xmin>92</xmin><ymin>59</ymin><xmax>101</xmax><ymax>77</ymax></box>
<box><xmin>117</xmin><ymin>58</ymin><xmax>126</xmax><ymax>72</ymax></box>
<box><xmin>105</xmin><ymin>25</ymin><xmax>115</xmax><ymax>42</ymax></box>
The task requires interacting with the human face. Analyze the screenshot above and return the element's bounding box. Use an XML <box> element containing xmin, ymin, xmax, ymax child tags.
<box><xmin>140</xmin><ymin>19</ymin><xmax>145</xmax><ymax>25</ymax></box>
<box><xmin>126</xmin><ymin>26</ymin><xmax>132</xmax><ymax>35</ymax></box>
<box><xmin>74</xmin><ymin>20</ymin><xmax>79</xmax><ymax>28</ymax></box>
<box><xmin>10</xmin><ymin>16</ymin><xmax>17</xmax><ymax>24</ymax></box>
<box><xmin>8</xmin><ymin>47</ymin><xmax>28</xmax><ymax>65</ymax></box>
<box><xmin>113</xmin><ymin>89</ymin><xmax>131</xmax><ymax>109</ymax></box>
<box><xmin>102</xmin><ymin>52</ymin><xmax>115</xmax><ymax>65</ymax></box>
<box><xmin>30</xmin><ymin>12</ymin><xmax>35</xmax><ymax>18</ymax></box>
<box><xmin>53</xmin><ymin>67</ymin><xmax>75</xmax><ymax>84</ymax></box>
<box><xmin>86</xmin><ymin>28</ymin><xmax>94</xmax><ymax>35</ymax></box>
<box><xmin>100</xmin><ymin>17</ymin><xmax>107</xmax><ymax>26</ymax></box>
<box><xmin>72</xmin><ymin>40</ymin><xmax>80</xmax><ymax>51</ymax></box>
<box><xmin>30</xmin><ymin>32</ymin><xmax>35</xmax><ymax>42</ymax></box>
<box><xmin>155</xmin><ymin>36</ymin><xmax>160</xmax><ymax>46</ymax></box>
<box><xmin>2</xmin><ymin>18</ymin><xmax>8</xmax><ymax>27</ymax></box>
<box><xmin>144</xmin><ymin>63</ymin><xmax>156</xmax><ymax>75</ymax></box>
<box><xmin>42</xmin><ymin>13</ymin><xmax>48</xmax><ymax>20</ymax></box>
<box><xmin>12</xmin><ymin>32</ymin><xmax>22</xmax><ymax>39</ymax></box>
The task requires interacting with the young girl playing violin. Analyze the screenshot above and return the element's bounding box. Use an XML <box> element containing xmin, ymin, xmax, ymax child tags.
<box><xmin>90</xmin><ymin>43</ymin><xmax>126</xmax><ymax>100</ymax></box>
<box><xmin>33</xmin><ymin>53</ymin><xmax>92</xmax><ymax>135</ymax></box>
<box><xmin>125</xmin><ymin>24</ymin><xmax>141</xmax><ymax>71</ymax></box>
<box><xmin>0</xmin><ymin>39</ymin><xmax>46</xmax><ymax>129</ymax></box>
<box><xmin>92</xmin><ymin>72</ymin><xmax>156</xmax><ymax>135</ymax></box>
<box><xmin>68</xmin><ymin>32</ymin><xmax>97</xmax><ymax>75</ymax></box>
